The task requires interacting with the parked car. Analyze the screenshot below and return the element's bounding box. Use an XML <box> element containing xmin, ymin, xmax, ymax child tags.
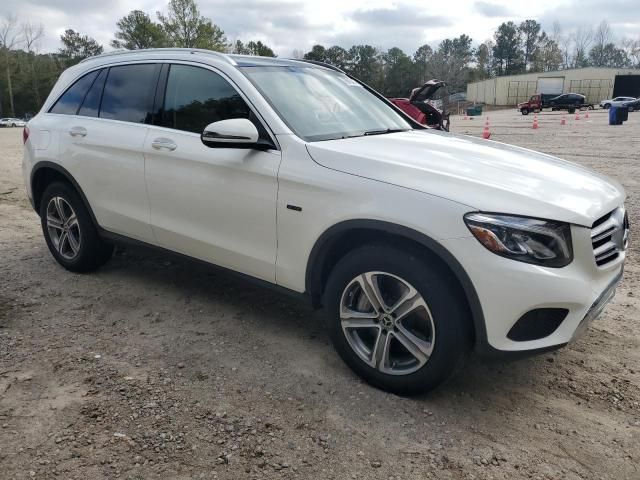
<box><xmin>616</xmin><ymin>97</ymin><xmax>640</xmax><ymax>112</ymax></box>
<box><xmin>600</xmin><ymin>96</ymin><xmax>636</xmax><ymax>109</ymax></box>
<box><xmin>0</xmin><ymin>117</ymin><xmax>26</xmax><ymax>127</ymax></box>
<box><xmin>23</xmin><ymin>49</ymin><xmax>628</xmax><ymax>395</ymax></box>
<box><xmin>388</xmin><ymin>80</ymin><xmax>450</xmax><ymax>131</ymax></box>
<box><xmin>548</xmin><ymin>93</ymin><xmax>594</xmax><ymax>113</ymax></box>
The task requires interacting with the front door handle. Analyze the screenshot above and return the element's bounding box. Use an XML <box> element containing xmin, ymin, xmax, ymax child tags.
<box><xmin>69</xmin><ymin>126</ymin><xmax>87</xmax><ymax>137</ymax></box>
<box><xmin>151</xmin><ymin>137</ymin><xmax>177</xmax><ymax>151</ymax></box>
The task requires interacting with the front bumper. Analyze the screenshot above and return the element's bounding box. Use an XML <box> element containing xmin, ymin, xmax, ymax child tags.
<box><xmin>571</xmin><ymin>268</ymin><xmax>622</xmax><ymax>341</ymax></box>
<box><xmin>442</xmin><ymin>223</ymin><xmax>625</xmax><ymax>354</ymax></box>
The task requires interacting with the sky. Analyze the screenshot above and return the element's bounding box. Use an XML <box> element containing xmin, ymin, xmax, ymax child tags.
<box><xmin>1</xmin><ymin>0</ymin><xmax>639</xmax><ymax>56</ymax></box>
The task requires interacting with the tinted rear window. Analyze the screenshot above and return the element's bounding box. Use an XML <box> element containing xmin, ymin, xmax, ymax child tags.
<box><xmin>100</xmin><ymin>64</ymin><xmax>158</xmax><ymax>123</ymax></box>
<box><xmin>50</xmin><ymin>70</ymin><xmax>99</xmax><ymax>115</ymax></box>
<box><xmin>78</xmin><ymin>68</ymin><xmax>107</xmax><ymax>117</ymax></box>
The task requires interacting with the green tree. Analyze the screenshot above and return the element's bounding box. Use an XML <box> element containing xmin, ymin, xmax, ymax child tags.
<box><xmin>111</xmin><ymin>10</ymin><xmax>166</xmax><ymax>49</ymax></box>
<box><xmin>532</xmin><ymin>34</ymin><xmax>563</xmax><ymax>72</ymax></box>
<box><xmin>383</xmin><ymin>47</ymin><xmax>416</xmax><ymax>97</ymax></box>
<box><xmin>428</xmin><ymin>35</ymin><xmax>473</xmax><ymax>92</ymax></box>
<box><xmin>471</xmin><ymin>41</ymin><xmax>493</xmax><ymax>80</ymax></box>
<box><xmin>303</xmin><ymin>44</ymin><xmax>327</xmax><ymax>62</ymax></box>
<box><xmin>347</xmin><ymin>44</ymin><xmax>383</xmax><ymax>89</ymax></box>
<box><xmin>325</xmin><ymin>46</ymin><xmax>351</xmax><ymax>70</ymax></box>
<box><xmin>0</xmin><ymin>14</ymin><xmax>23</xmax><ymax>117</ymax></box>
<box><xmin>413</xmin><ymin>44</ymin><xmax>433</xmax><ymax>83</ymax></box>
<box><xmin>518</xmin><ymin>19</ymin><xmax>541</xmax><ymax>71</ymax></box>
<box><xmin>23</xmin><ymin>22</ymin><xmax>44</xmax><ymax>108</ymax></box>
<box><xmin>233</xmin><ymin>40</ymin><xmax>276</xmax><ymax>56</ymax></box>
<box><xmin>157</xmin><ymin>0</ymin><xmax>227</xmax><ymax>51</ymax></box>
<box><xmin>58</xmin><ymin>29</ymin><xmax>103</xmax><ymax>66</ymax></box>
<box><xmin>492</xmin><ymin>22</ymin><xmax>523</xmax><ymax>75</ymax></box>
<box><xmin>589</xmin><ymin>43</ymin><xmax>630</xmax><ymax>67</ymax></box>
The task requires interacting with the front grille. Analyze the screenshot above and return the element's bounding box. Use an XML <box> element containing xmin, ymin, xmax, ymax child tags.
<box><xmin>591</xmin><ymin>208</ymin><xmax>628</xmax><ymax>266</ymax></box>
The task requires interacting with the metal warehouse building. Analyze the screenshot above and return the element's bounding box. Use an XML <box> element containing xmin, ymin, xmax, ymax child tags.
<box><xmin>466</xmin><ymin>67</ymin><xmax>640</xmax><ymax>106</ymax></box>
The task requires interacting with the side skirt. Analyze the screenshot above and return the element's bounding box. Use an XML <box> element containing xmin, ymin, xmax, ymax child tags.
<box><xmin>98</xmin><ymin>228</ymin><xmax>310</xmax><ymax>304</ymax></box>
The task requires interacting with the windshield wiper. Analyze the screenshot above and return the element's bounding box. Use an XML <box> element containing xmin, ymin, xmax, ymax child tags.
<box><xmin>362</xmin><ymin>128</ymin><xmax>409</xmax><ymax>136</ymax></box>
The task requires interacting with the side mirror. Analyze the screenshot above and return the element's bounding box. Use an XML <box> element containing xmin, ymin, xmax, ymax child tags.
<box><xmin>201</xmin><ymin>118</ymin><xmax>260</xmax><ymax>149</ymax></box>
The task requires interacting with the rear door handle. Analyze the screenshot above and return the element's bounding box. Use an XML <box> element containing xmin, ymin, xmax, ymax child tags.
<box><xmin>151</xmin><ymin>137</ymin><xmax>177</xmax><ymax>151</ymax></box>
<box><xmin>69</xmin><ymin>126</ymin><xmax>87</xmax><ymax>137</ymax></box>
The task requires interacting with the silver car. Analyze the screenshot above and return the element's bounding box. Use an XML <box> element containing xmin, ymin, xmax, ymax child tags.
<box><xmin>0</xmin><ymin>117</ymin><xmax>26</xmax><ymax>127</ymax></box>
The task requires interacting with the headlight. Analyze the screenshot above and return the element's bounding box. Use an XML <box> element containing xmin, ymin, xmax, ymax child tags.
<box><xmin>464</xmin><ymin>213</ymin><xmax>573</xmax><ymax>267</ymax></box>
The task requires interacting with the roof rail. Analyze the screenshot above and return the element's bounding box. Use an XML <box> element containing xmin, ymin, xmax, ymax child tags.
<box><xmin>80</xmin><ymin>48</ymin><xmax>236</xmax><ymax>65</ymax></box>
<box><xmin>296</xmin><ymin>59</ymin><xmax>346</xmax><ymax>73</ymax></box>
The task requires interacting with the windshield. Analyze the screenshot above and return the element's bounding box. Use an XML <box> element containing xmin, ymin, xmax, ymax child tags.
<box><xmin>241</xmin><ymin>66</ymin><xmax>412</xmax><ymax>142</ymax></box>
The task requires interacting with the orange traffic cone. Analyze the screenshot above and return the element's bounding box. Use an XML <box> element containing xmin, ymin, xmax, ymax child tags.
<box><xmin>532</xmin><ymin>114</ymin><xmax>539</xmax><ymax>129</ymax></box>
<box><xmin>575</xmin><ymin>111</ymin><xmax>580</xmax><ymax>120</ymax></box>
<box><xmin>463</xmin><ymin>114</ymin><xmax>468</xmax><ymax>120</ymax></box>
<box><xmin>560</xmin><ymin>115</ymin><xmax>566</xmax><ymax>126</ymax></box>
<box><xmin>585</xmin><ymin>110</ymin><xmax>590</xmax><ymax>119</ymax></box>
<box><xmin>482</xmin><ymin>117</ymin><xmax>491</xmax><ymax>139</ymax></box>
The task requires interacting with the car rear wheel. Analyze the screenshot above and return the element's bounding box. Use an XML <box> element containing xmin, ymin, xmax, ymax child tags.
<box><xmin>40</xmin><ymin>182</ymin><xmax>113</xmax><ymax>272</ymax></box>
<box><xmin>324</xmin><ymin>244</ymin><xmax>470</xmax><ymax>395</ymax></box>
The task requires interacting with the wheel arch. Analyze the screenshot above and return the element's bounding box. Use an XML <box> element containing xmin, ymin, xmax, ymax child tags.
<box><xmin>31</xmin><ymin>161</ymin><xmax>99</xmax><ymax>227</ymax></box>
<box><xmin>305</xmin><ymin>219</ymin><xmax>487</xmax><ymax>348</ymax></box>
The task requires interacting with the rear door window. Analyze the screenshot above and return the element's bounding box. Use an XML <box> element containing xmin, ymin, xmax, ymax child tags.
<box><xmin>50</xmin><ymin>70</ymin><xmax>99</xmax><ymax>115</ymax></box>
<box><xmin>162</xmin><ymin>64</ymin><xmax>251</xmax><ymax>134</ymax></box>
<box><xmin>78</xmin><ymin>68</ymin><xmax>107</xmax><ymax>118</ymax></box>
<box><xmin>100</xmin><ymin>64</ymin><xmax>159</xmax><ymax>123</ymax></box>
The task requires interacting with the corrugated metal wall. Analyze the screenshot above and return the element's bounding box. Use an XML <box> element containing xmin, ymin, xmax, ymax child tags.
<box><xmin>466</xmin><ymin>68</ymin><xmax>640</xmax><ymax>106</ymax></box>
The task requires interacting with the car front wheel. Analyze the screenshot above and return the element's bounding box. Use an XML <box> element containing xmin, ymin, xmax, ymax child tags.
<box><xmin>324</xmin><ymin>244</ymin><xmax>470</xmax><ymax>395</ymax></box>
<box><xmin>521</xmin><ymin>108</ymin><xmax>529</xmax><ymax>115</ymax></box>
<box><xmin>40</xmin><ymin>182</ymin><xmax>114</xmax><ymax>272</ymax></box>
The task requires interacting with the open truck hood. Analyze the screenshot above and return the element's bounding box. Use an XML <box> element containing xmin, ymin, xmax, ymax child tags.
<box><xmin>306</xmin><ymin>130</ymin><xmax>625</xmax><ymax>227</ymax></box>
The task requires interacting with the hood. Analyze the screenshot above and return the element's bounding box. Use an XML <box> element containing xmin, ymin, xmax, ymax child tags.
<box><xmin>409</xmin><ymin>80</ymin><xmax>446</xmax><ymax>102</ymax></box>
<box><xmin>306</xmin><ymin>130</ymin><xmax>625</xmax><ymax>227</ymax></box>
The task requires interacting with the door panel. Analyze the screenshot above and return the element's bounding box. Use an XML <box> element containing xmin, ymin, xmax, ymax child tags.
<box><xmin>144</xmin><ymin>128</ymin><xmax>280</xmax><ymax>281</ymax></box>
<box><xmin>51</xmin><ymin>63</ymin><xmax>159</xmax><ymax>242</ymax></box>
<box><xmin>59</xmin><ymin>117</ymin><xmax>154</xmax><ymax>242</ymax></box>
<box><xmin>143</xmin><ymin>63</ymin><xmax>280</xmax><ymax>282</ymax></box>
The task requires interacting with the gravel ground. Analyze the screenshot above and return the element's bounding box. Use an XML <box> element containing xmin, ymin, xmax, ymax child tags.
<box><xmin>1</xmin><ymin>108</ymin><xmax>639</xmax><ymax>479</ymax></box>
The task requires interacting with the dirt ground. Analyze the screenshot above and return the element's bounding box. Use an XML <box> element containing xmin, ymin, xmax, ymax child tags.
<box><xmin>1</xmin><ymin>108</ymin><xmax>639</xmax><ymax>480</ymax></box>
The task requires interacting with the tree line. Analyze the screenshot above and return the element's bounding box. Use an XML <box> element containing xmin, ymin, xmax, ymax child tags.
<box><xmin>1</xmin><ymin>0</ymin><xmax>639</xmax><ymax>117</ymax></box>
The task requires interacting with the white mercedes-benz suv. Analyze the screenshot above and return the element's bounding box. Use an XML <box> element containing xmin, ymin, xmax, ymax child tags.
<box><xmin>23</xmin><ymin>49</ymin><xmax>629</xmax><ymax>394</ymax></box>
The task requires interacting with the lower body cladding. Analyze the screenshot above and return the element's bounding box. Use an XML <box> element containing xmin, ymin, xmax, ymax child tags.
<box><xmin>442</xmin><ymin>224</ymin><xmax>625</xmax><ymax>353</ymax></box>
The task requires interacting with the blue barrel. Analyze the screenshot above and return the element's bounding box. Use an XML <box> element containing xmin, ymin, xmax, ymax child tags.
<box><xmin>609</xmin><ymin>105</ymin><xmax>618</xmax><ymax>125</ymax></box>
<box><xmin>609</xmin><ymin>105</ymin><xmax>629</xmax><ymax>125</ymax></box>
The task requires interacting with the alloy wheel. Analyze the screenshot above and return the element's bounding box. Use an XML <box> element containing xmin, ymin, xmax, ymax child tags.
<box><xmin>46</xmin><ymin>196</ymin><xmax>81</xmax><ymax>260</ymax></box>
<box><xmin>339</xmin><ymin>271</ymin><xmax>435</xmax><ymax>375</ymax></box>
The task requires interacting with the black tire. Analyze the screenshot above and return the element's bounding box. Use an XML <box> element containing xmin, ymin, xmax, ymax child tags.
<box><xmin>604</xmin><ymin>103</ymin><xmax>611</xmax><ymax>109</ymax></box>
<box><xmin>521</xmin><ymin>108</ymin><xmax>529</xmax><ymax>115</ymax></box>
<box><xmin>324</xmin><ymin>243</ymin><xmax>470</xmax><ymax>396</ymax></box>
<box><xmin>568</xmin><ymin>108</ymin><xmax>575</xmax><ymax>114</ymax></box>
<box><xmin>39</xmin><ymin>181</ymin><xmax>113</xmax><ymax>272</ymax></box>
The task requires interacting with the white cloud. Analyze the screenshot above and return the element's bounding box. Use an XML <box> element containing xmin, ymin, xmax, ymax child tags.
<box><xmin>1</xmin><ymin>0</ymin><xmax>638</xmax><ymax>57</ymax></box>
